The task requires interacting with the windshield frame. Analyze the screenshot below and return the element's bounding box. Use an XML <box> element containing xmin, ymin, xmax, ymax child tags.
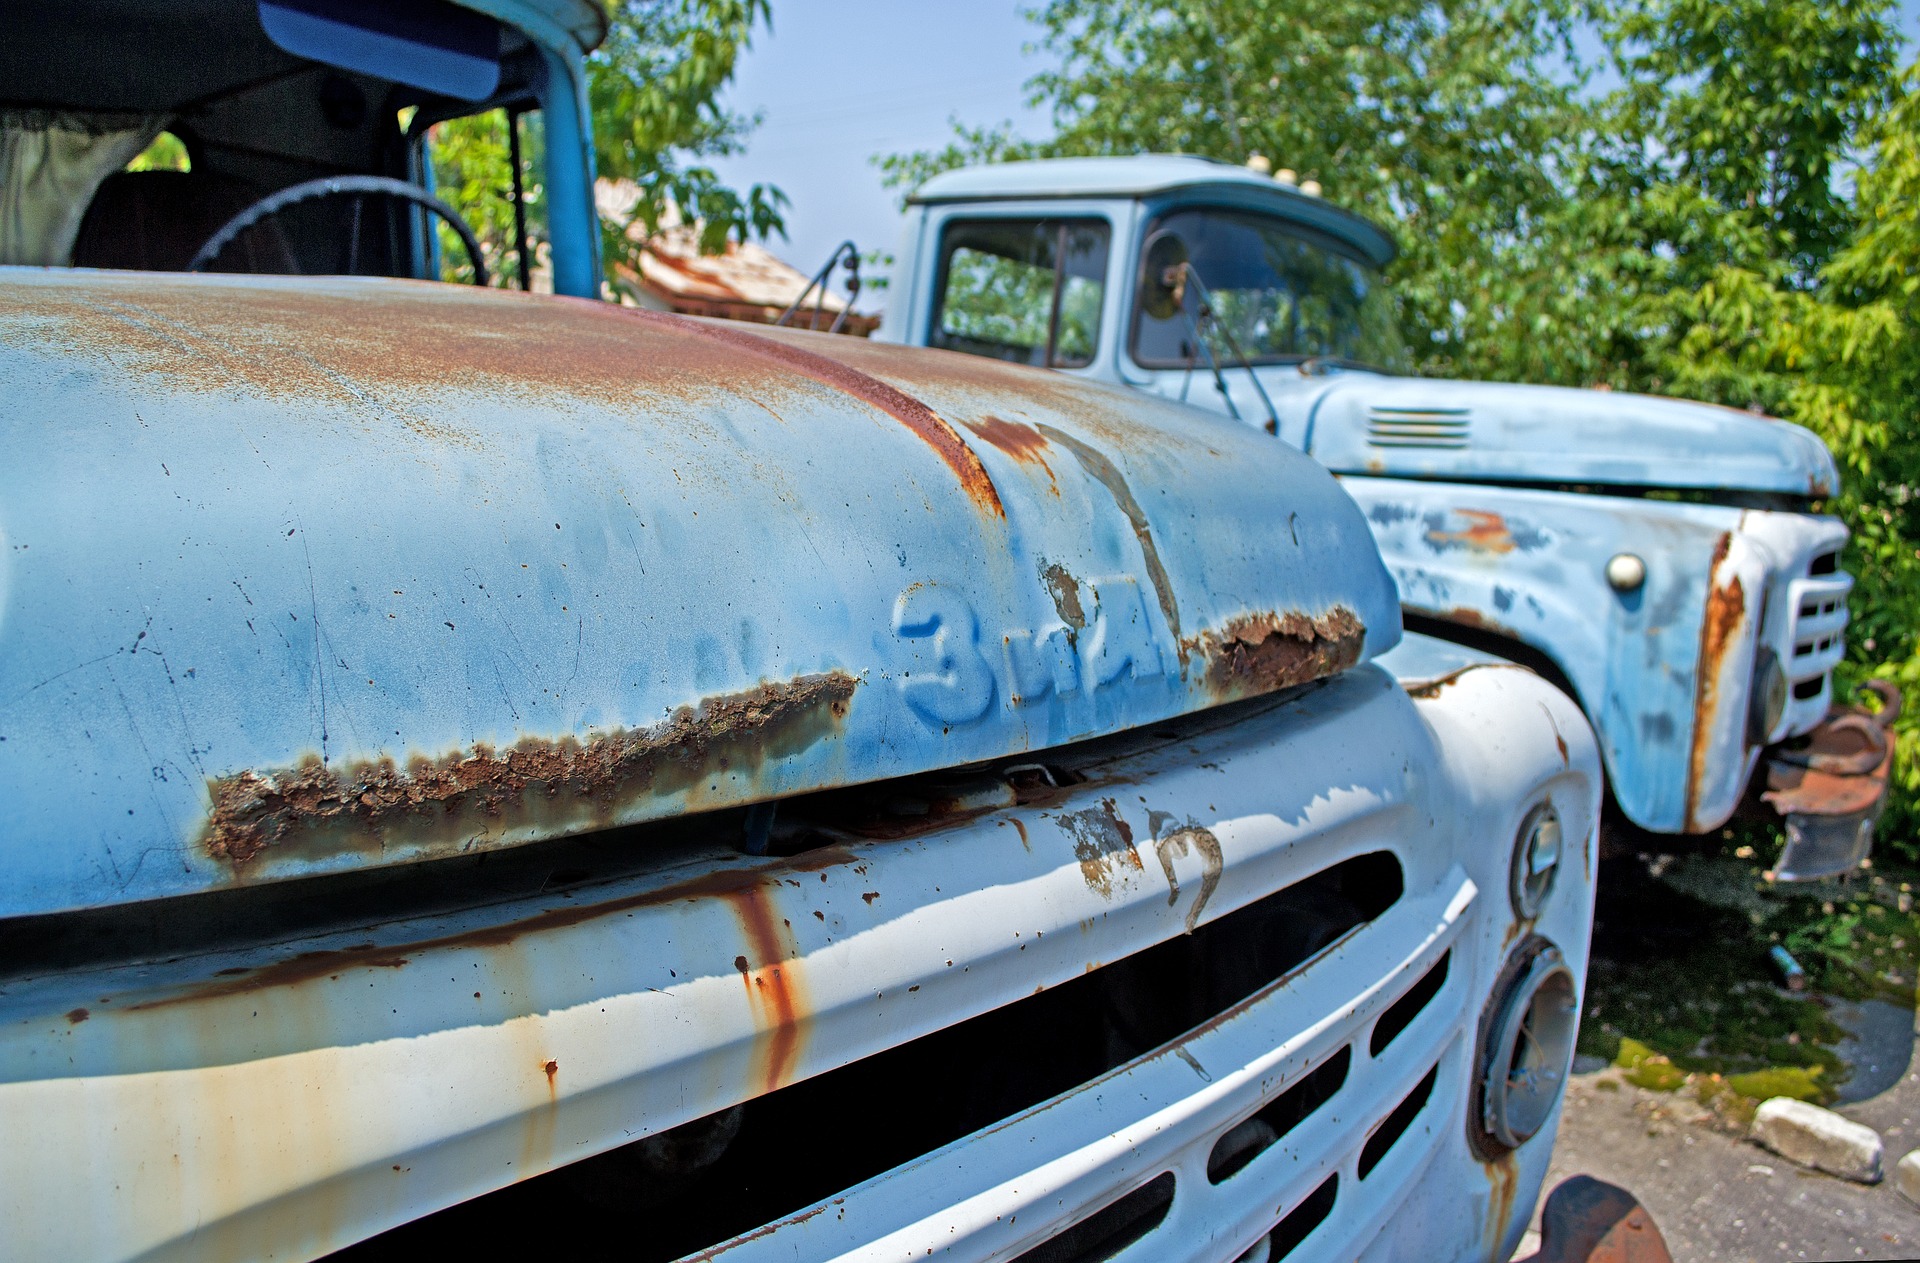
<box><xmin>1126</xmin><ymin>204</ymin><xmax>1401</xmax><ymax>373</ymax></box>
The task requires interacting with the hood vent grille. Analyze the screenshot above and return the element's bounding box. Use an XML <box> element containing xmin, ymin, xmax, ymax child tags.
<box><xmin>1366</xmin><ymin>406</ymin><xmax>1471</xmax><ymax>449</ymax></box>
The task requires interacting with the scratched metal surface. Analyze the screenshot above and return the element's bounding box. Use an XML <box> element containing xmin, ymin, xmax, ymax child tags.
<box><xmin>1343</xmin><ymin>478</ymin><xmax>1850</xmax><ymax>834</ymax></box>
<box><xmin>0</xmin><ymin>269</ymin><xmax>1399</xmax><ymax>917</ymax></box>
<box><xmin>0</xmin><ymin>652</ymin><xmax>1600</xmax><ymax>1263</ymax></box>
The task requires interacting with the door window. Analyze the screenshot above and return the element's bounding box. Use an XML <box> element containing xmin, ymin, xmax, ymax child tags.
<box><xmin>930</xmin><ymin>218</ymin><xmax>1110</xmax><ymax>368</ymax></box>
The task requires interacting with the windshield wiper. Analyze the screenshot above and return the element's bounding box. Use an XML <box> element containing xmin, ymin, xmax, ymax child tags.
<box><xmin>1166</xmin><ymin>261</ymin><xmax>1282</xmax><ymax>436</ymax></box>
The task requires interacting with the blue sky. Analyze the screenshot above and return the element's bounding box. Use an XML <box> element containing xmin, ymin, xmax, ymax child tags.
<box><xmin>709</xmin><ymin>1</ymin><xmax>1920</xmax><ymax>311</ymax></box>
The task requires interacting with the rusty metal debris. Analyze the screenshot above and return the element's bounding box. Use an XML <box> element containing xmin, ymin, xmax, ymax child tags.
<box><xmin>1516</xmin><ymin>1175</ymin><xmax>1674</xmax><ymax>1263</ymax></box>
<box><xmin>1763</xmin><ymin>679</ymin><xmax>1899</xmax><ymax>881</ymax></box>
<box><xmin>202</xmin><ymin>671</ymin><xmax>858</xmax><ymax>865</ymax></box>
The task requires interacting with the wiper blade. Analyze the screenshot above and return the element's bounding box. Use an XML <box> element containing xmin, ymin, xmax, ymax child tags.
<box><xmin>1169</xmin><ymin>262</ymin><xmax>1282</xmax><ymax>436</ymax></box>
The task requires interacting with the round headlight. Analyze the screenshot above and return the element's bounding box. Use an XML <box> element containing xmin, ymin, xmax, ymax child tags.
<box><xmin>1474</xmin><ymin>939</ymin><xmax>1579</xmax><ymax>1154</ymax></box>
<box><xmin>1510</xmin><ymin>802</ymin><xmax>1562</xmax><ymax>919</ymax></box>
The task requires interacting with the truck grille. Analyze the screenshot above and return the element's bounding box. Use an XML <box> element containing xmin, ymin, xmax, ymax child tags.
<box><xmin>1781</xmin><ymin>552</ymin><xmax>1852</xmax><ymax>714</ymax></box>
<box><xmin>1365</xmin><ymin>406</ymin><xmax>1471</xmax><ymax>449</ymax></box>
<box><xmin>320</xmin><ymin>849</ymin><xmax>1484</xmax><ymax>1263</ymax></box>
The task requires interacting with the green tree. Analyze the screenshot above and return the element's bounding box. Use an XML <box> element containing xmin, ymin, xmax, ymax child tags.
<box><xmin>434</xmin><ymin>0</ymin><xmax>785</xmax><ymax>289</ymax></box>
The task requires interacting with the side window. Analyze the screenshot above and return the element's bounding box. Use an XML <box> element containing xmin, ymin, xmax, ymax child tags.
<box><xmin>930</xmin><ymin>218</ymin><xmax>1110</xmax><ymax>368</ymax></box>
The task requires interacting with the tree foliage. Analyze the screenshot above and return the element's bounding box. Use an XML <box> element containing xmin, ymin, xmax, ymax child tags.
<box><xmin>888</xmin><ymin>0</ymin><xmax>1920</xmax><ymax>849</ymax></box>
<box><xmin>433</xmin><ymin>0</ymin><xmax>784</xmax><ymax>289</ymax></box>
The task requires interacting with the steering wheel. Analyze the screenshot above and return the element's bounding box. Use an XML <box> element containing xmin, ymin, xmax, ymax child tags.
<box><xmin>187</xmin><ymin>175</ymin><xmax>489</xmax><ymax>285</ymax></box>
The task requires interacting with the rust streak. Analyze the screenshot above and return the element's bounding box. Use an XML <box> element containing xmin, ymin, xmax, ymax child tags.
<box><xmin>1484</xmin><ymin>1152</ymin><xmax>1518</xmax><ymax>1250</ymax></box>
<box><xmin>201</xmin><ymin>671</ymin><xmax>858</xmax><ymax>866</ymax></box>
<box><xmin>725</xmin><ymin>883</ymin><xmax>809</xmax><ymax>1096</ymax></box>
<box><xmin>965</xmin><ymin>416</ymin><xmax>1056</xmax><ymax>475</ymax></box>
<box><xmin>1036</xmin><ymin>423</ymin><xmax>1183</xmax><ymax>649</ymax></box>
<box><xmin>127</xmin><ymin>943</ymin><xmax>410</xmax><ymax>1009</ymax></box>
<box><xmin>633</xmin><ymin>312</ymin><xmax>1005</xmax><ymax>517</ymax></box>
<box><xmin>124</xmin><ymin>847</ymin><xmax>867</xmax><ymax>1010</ymax></box>
<box><xmin>1182</xmin><ymin>608</ymin><xmax>1366</xmax><ymax>703</ymax></box>
<box><xmin>1684</xmin><ymin>533</ymin><xmax>1744</xmax><ymax>831</ymax></box>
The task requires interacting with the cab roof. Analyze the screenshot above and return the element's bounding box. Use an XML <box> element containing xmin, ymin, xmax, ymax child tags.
<box><xmin>911</xmin><ymin>156</ymin><xmax>1397</xmax><ymax>267</ymax></box>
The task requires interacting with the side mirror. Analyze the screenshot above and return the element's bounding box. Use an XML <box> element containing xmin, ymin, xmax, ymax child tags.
<box><xmin>1139</xmin><ymin>231</ymin><xmax>1190</xmax><ymax>321</ymax></box>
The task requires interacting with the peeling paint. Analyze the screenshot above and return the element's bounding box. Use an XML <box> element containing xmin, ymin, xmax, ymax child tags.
<box><xmin>1151</xmin><ymin>823</ymin><xmax>1225</xmax><ymax>933</ymax></box>
<box><xmin>1182</xmin><ymin>608</ymin><xmax>1366</xmax><ymax>702</ymax></box>
<box><xmin>1041</xmin><ymin>562</ymin><xmax>1087</xmax><ymax>631</ymax></box>
<box><xmin>1057</xmin><ymin>798</ymin><xmax>1142</xmax><ymax>898</ymax></box>
<box><xmin>1423</xmin><ymin>510</ymin><xmax>1545</xmax><ymax>555</ymax></box>
<box><xmin>1036</xmin><ymin>424</ymin><xmax>1183</xmax><ymax>648</ymax></box>
<box><xmin>201</xmin><ymin>672</ymin><xmax>859</xmax><ymax>867</ymax></box>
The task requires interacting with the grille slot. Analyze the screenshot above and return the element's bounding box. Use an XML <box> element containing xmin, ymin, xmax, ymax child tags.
<box><xmin>1358</xmin><ymin>1064</ymin><xmax>1439</xmax><ymax>1179</ymax></box>
<box><xmin>1012</xmin><ymin>1173</ymin><xmax>1175</xmax><ymax>1263</ymax></box>
<box><xmin>1207</xmin><ymin>1046</ymin><xmax>1352</xmax><ymax>1184</ymax></box>
<box><xmin>1370</xmin><ymin>951</ymin><xmax>1449</xmax><ymax>1057</ymax></box>
<box><xmin>1268</xmin><ymin>1175</ymin><xmax>1339</xmax><ymax>1260</ymax></box>
<box><xmin>1366</xmin><ymin>406</ymin><xmax>1471</xmax><ymax>449</ymax></box>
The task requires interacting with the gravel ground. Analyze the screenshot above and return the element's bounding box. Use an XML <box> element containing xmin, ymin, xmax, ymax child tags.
<box><xmin>1520</xmin><ymin>1002</ymin><xmax>1920</xmax><ymax>1261</ymax></box>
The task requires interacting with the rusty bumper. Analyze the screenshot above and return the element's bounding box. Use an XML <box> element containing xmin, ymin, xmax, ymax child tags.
<box><xmin>1762</xmin><ymin>680</ymin><xmax>1899</xmax><ymax>882</ymax></box>
<box><xmin>1514</xmin><ymin>1175</ymin><xmax>1673</xmax><ymax>1263</ymax></box>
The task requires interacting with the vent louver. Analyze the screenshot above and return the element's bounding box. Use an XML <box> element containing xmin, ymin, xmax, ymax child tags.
<box><xmin>1366</xmin><ymin>406</ymin><xmax>1470</xmax><ymax>449</ymax></box>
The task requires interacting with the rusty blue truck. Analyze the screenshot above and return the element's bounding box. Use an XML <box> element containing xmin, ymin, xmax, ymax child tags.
<box><xmin>880</xmin><ymin>155</ymin><xmax>1890</xmax><ymax>878</ymax></box>
<box><xmin>0</xmin><ymin>6</ymin><xmax>1610</xmax><ymax>1260</ymax></box>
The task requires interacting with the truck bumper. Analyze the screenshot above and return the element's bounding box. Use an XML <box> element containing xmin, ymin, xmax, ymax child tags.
<box><xmin>0</xmin><ymin>654</ymin><xmax>1599</xmax><ymax>1262</ymax></box>
<box><xmin>1761</xmin><ymin>680</ymin><xmax>1899</xmax><ymax>881</ymax></box>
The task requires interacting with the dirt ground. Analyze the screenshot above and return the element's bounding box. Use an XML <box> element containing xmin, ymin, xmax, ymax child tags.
<box><xmin>1520</xmin><ymin>879</ymin><xmax>1920</xmax><ymax>1251</ymax></box>
<box><xmin>1525</xmin><ymin>1069</ymin><xmax>1919</xmax><ymax>1261</ymax></box>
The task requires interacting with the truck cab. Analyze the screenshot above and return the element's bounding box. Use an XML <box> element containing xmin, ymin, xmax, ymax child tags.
<box><xmin>881</xmin><ymin>155</ymin><xmax>1880</xmax><ymax>871</ymax></box>
<box><xmin>1</xmin><ymin>13</ymin><xmax>1602</xmax><ymax>1262</ymax></box>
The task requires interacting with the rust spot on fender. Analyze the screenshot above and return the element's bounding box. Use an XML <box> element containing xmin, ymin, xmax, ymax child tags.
<box><xmin>1041</xmin><ymin>561</ymin><xmax>1087</xmax><ymax>630</ymax></box>
<box><xmin>200</xmin><ymin>671</ymin><xmax>858</xmax><ymax>867</ymax></box>
<box><xmin>1425</xmin><ymin>509</ymin><xmax>1518</xmax><ymax>554</ymax></box>
<box><xmin>725</xmin><ymin>881</ymin><xmax>809</xmax><ymax>1095</ymax></box>
<box><xmin>638</xmin><ymin>313</ymin><xmax>1005</xmax><ymax>517</ymax></box>
<box><xmin>65</xmin><ymin>1008</ymin><xmax>89</xmax><ymax>1024</ymax></box>
<box><xmin>1183</xmin><ymin>608</ymin><xmax>1365</xmax><ymax>702</ymax></box>
<box><xmin>1036</xmin><ymin>423</ymin><xmax>1183</xmax><ymax>648</ymax></box>
<box><xmin>1685</xmin><ymin>533</ymin><xmax>1744</xmax><ymax>830</ymax></box>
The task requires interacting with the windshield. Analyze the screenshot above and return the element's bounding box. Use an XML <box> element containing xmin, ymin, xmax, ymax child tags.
<box><xmin>0</xmin><ymin>0</ymin><xmax>565</xmax><ymax>291</ymax></box>
<box><xmin>929</xmin><ymin>217</ymin><xmax>1110</xmax><ymax>368</ymax></box>
<box><xmin>1130</xmin><ymin>208</ymin><xmax>1406</xmax><ymax>371</ymax></box>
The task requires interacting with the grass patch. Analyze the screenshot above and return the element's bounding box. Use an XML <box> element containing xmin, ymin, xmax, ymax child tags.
<box><xmin>1580</xmin><ymin>855</ymin><xmax>1851</xmax><ymax>1103</ymax></box>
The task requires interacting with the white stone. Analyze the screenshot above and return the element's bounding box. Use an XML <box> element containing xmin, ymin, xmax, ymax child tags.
<box><xmin>1896</xmin><ymin>1149</ymin><xmax>1920</xmax><ymax>1206</ymax></box>
<box><xmin>1751</xmin><ymin>1098</ymin><xmax>1883</xmax><ymax>1184</ymax></box>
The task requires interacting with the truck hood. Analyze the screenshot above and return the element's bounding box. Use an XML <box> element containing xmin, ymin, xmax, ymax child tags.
<box><xmin>0</xmin><ymin>270</ymin><xmax>1398</xmax><ymax>918</ymax></box>
<box><xmin>1301</xmin><ymin>374</ymin><xmax>1839</xmax><ymax>499</ymax></box>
